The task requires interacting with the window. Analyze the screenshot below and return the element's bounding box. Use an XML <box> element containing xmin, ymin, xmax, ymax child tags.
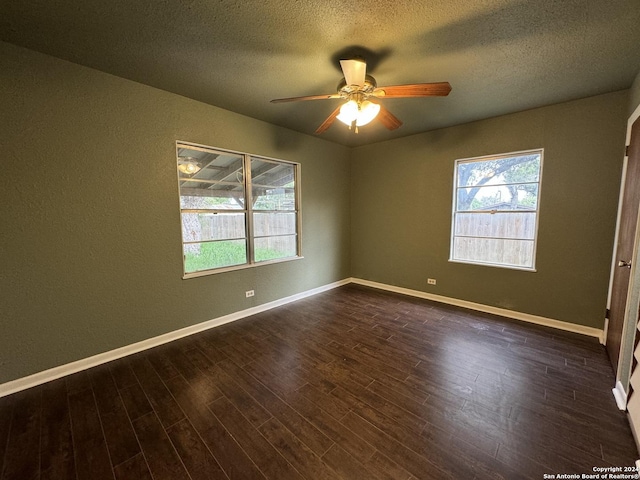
<box><xmin>450</xmin><ymin>149</ymin><xmax>543</xmax><ymax>270</ymax></box>
<box><xmin>176</xmin><ymin>142</ymin><xmax>300</xmax><ymax>277</ymax></box>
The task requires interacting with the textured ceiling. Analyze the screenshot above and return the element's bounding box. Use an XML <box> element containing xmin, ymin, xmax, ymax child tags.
<box><xmin>1</xmin><ymin>0</ymin><xmax>639</xmax><ymax>147</ymax></box>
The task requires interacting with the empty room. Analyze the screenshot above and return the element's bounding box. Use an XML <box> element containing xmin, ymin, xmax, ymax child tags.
<box><xmin>2</xmin><ymin>1</ymin><xmax>640</xmax><ymax>479</ymax></box>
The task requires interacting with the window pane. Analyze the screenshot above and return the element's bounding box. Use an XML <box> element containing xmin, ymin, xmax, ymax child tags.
<box><xmin>454</xmin><ymin>212</ymin><xmax>537</xmax><ymax>240</ymax></box>
<box><xmin>253</xmin><ymin>212</ymin><xmax>296</xmax><ymax>237</ymax></box>
<box><xmin>251</xmin><ymin>187</ymin><xmax>296</xmax><ymax>211</ymax></box>
<box><xmin>457</xmin><ymin>154</ymin><xmax>541</xmax><ymax>187</ymax></box>
<box><xmin>457</xmin><ymin>184</ymin><xmax>539</xmax><ymax>211</ymax></box>
<box><xmin>254</xmin><ymin>235</ymin><xmax>297</xmax><ymax>262</ymax></box>
<box><xmin>182</xmin><ymin>212</ymin><xmax>245</xmax><ymax>242</ymax></box>
<box><xmin>452</xmin><ymin>237</ymin><xmax>534</xmax><ymax>268</ymax></box>
<box><xmin>178</xmin><ymin>148</ymin><xmax>245</xmax><ymax>210</ymax></box>
<box><xmin>251</xmin><ymin>158</ymin><xmax>296</xmax><ymax>211</ymax></box>
<box><xmin>184</xmin><ymin>240</ymin><xmax>247</xmax><ymax>272</ymax></box>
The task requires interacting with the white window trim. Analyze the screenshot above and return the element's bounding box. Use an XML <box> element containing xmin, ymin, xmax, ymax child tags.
<box><xmin>449</xmin><ymin>148</ymin><xmax>544</xmax><ymax>272</ymax></box>
<box><xmin>176</xmin><ymin>141</ymin><xmax>302</xmax><ymax>278</ymax></box>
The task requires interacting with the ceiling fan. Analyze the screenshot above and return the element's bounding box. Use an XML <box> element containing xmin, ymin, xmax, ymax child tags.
<box><xmin>271</xmin><ymin>58</ymin><xmax>451</xmax><ymax>134</ymax></box>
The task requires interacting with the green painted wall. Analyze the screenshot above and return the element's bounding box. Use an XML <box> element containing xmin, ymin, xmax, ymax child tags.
<box><xmin>351</xmin><ymin>91</ymin><xmax>628</xmax><ymax>329</ymax></box>
<box><xmin>0</xmin><ymin>42</ymin><xmax>351</xmax><ymax>384</ymax></box>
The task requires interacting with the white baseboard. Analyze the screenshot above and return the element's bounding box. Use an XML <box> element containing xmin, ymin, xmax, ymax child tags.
<box><xmin>0</xmin><ymin>278</ymin><xmax>351</xmax><ymax>398</ymax></box>
<box><xmin>613</xmin><ymin>380</ymin><xmax>628</xmax><ymax>410</ymax></box>
<box><xmin>350</xmin><ymin>277</ymin><xmax>605</xmax><ymax>342</ymax></box>
<box><xmin>0</xmin><ymin>276</ymin><xmax>607</xmax><ymax>398</ymax></box>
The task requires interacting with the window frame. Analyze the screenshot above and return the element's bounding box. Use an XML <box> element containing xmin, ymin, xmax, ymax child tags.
<box><xmin>449</xmin><ymin>148</ymin><xmax>544</xmax><ymax>271</ymax></box>
<box><xmin>176</xmin><ymin>141</ymin><xmax>302</xmax><ymax>278</ymax></box>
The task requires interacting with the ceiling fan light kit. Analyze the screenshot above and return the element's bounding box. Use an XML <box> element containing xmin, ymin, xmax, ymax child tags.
<box><xmin>336</xmin><ymin>99</ymin><xmax>381</xmax><ymax>130</ymax></box>
<box><xmin>270</xmin><ymin>57</ymin><xmax>451</xmax><ymax>135</ymax></box>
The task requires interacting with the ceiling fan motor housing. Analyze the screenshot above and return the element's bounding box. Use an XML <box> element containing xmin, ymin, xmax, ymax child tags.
<box><xmin>337</xmin><ymin>74</ymin><xmax>378</xmax><ymax>99</ymax></box>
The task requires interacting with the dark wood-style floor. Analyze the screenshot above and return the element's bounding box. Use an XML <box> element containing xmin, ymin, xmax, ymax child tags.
<box><xmin>1</xmin><ymin>284</ymin><xmax>638</xmax><ymax>480</ymax></box>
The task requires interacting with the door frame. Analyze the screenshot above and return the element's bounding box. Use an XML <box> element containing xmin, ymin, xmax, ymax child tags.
<box><xmin>610</xmin><ymin>103</ymin><xmax>640</xmax><ymax>409</ymax></box>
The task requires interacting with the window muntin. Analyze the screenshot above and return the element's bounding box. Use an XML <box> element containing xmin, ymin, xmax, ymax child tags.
<box><xmin>450</xmin><ymin>150</ymin><xmax>543</xmax><ymax>270</ymax></box>
<box><xmin>177</xmin><ymin>143</ymin><xmax>300</xmax><ymax>277</ymax></box>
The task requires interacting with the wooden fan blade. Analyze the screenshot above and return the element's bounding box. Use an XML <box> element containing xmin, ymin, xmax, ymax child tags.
<box><xmin>373</xmin><ymin>82</ymin><xmax>451</xmax><ymax>98</ymax></box>
<box><xmin>340</xmin><ymin>59</ymin><xmax>367</xmax><ymax>87</ymax></box>
<box><xmin>271</xmin><ymin>93</ymin><xmax>341</xmax><ymax>103</ymax></box>
<box><xmin>376</xmin><ymin>105</ymin><xmax>403</xmax><ymax>130</ymax></box>
<box><xmin>315</xmin><ymin>106</ymin><xmax>342</xmax><ymax>134</ymax></box>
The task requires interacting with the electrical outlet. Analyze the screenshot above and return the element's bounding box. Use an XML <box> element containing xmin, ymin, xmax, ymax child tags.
<box><xmin>245</xmin><ymin>290</ymin><xmax>255</xmax><ymax>298</ymax></box>
<box><xmin>427</xmin><ymin>278</ymin><xmax>437</xmax><ymax>285</ymax></box>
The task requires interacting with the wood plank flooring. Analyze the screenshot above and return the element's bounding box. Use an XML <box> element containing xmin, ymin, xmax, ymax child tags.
<box><xmin>1</xmin><ymin>284</ymin><xmax>638</xmax><ymax>479</ymax></box>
